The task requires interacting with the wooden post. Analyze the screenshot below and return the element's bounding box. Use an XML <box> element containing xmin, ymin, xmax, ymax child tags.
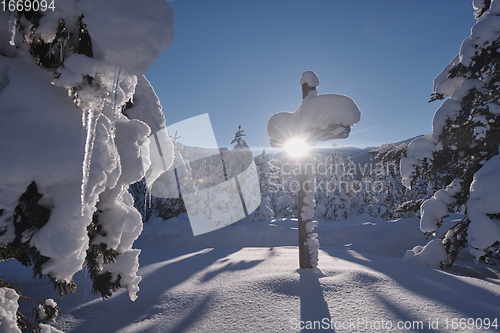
<box><xmin>298</xmin><ymin>159</ymin><xmax>312</xmax><ymax>268</ymax></box>
<box><xmin>302</xmin><ymin>82</ymin><xmax>316</xmax><ymax>99</ymax></box>
<box><xmin>298</xmin><ymin>82</ymin><xmax>314</xmax><ymax>269</ymax></box>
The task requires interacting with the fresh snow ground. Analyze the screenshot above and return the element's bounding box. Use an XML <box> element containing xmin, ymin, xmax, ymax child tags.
<box><xmin>3</xmin><ymin>214</ymin><xmax>500</xmax><ymax>333</ymax></box>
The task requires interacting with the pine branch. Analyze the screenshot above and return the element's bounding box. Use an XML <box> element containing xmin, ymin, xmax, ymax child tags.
<box><xmin>1</xmin><ymin>278</ymin><xmax>62</xmax><ymax>333</ymax></box>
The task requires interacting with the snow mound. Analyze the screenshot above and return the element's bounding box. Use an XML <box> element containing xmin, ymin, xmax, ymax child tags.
<box><xmin>403</xmin><ymin>239</ymin><xmax>448</xmax><ymax>269</ymax></box>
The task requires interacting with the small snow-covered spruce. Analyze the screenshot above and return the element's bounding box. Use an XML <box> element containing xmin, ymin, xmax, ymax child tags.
<box><xmin>226</xmin><ymin>124</ymin><xmax>254</xmax><ymax>178</ymax></box>
<box><xmin>0</xmin><ymin>278</ymin><xmax>62</xmax><ymax>333</ymax></box>
<box><xmin>403</xmin><ymin>1</ymin><xmax>500</xmax><ymax>267</ymax></box>
<box><xmin>230</xmin><ymin>124</ymin><xmax>247</xmax><ymax>148</ymax></box>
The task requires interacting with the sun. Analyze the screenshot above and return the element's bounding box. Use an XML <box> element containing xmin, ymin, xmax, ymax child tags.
<box><xmin>284</xmin><ymin>137</ymin><xmax>310</xmax><ymax>158</ymax></box>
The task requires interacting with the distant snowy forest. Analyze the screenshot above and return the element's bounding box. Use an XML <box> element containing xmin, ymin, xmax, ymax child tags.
<box><xmin>131</xmin><ymin>135</ymin><xmax>415</xmax><ymax>224</ymax></box>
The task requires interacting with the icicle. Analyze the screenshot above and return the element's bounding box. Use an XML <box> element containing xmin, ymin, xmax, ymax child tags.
<box><xmin>64</xmin><ymin>33</ymin><xmax>70</xmax><ymax>61</ymax></box>
<box><xmin>144</xmin><ymin>186</ymin><xmax>149</xmax><ymax>217</ymax></box>
<box><xmin>148</xmin><ymin>185</ymin><xmax>152</xmax><ymax>208</ymax></box>
<box><xmin>45</xmin><ymin>43</ymin><xmax>55</xmax><ymax>59</ymax></box>
<box><xmin>59</xmin><ymin>38</ymin><xmax>64</xmax><ymax>63</ymax></box>
<box><xmin>84</xmin><ymin>266</ymin><xmax>87</xmax><ymax>302</ymax></box>
<box><xmin>81</xmin><ymin>108</ymin><xmax>100</xmax><ymax>216</ymax></box>
<box><xmin>109</xmin><ymin>66</ymin><xmax>122</xmax><ymax>140</ymax></box>
<box><xmin>81</xmin><ymin>108</ymin><xmax>87</xmax><ymax>148</ymax></box>
<box><xmin>144</xmin><ymin>185</ymin><xmax>152</xmax><ymax>221</ymax></box>
<box><xmin>9</xmin><ymin>9</ymin><xmax>17</xmax><ymax>46</ymax></box>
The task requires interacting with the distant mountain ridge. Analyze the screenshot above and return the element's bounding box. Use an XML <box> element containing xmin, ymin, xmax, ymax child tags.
<box><xmin>258</xmin><ymin>135</ymin><xmax>422</xmax><ymax>180</ymax></box>
<box><xmin>178</xmin><ymin>136</ymin><xmax>422</xmax><ymax>180</ymax></box>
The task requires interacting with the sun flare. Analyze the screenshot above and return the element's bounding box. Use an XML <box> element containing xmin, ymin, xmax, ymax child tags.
<box><xmin>284</xmin><ymin>138</ymin><xmax>310</xmax><ymax>158</ymax></box>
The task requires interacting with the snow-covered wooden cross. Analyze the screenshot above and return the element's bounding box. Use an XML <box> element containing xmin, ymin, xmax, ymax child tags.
<box><xmin>268</xmin><ymin>71</ymin><xmax>360</xmax><ymax>147</ymax></box>
<box><xmin>267</xmin><ymin>71</ymin><xmax>361</xmax><ymax>269</ymax></box>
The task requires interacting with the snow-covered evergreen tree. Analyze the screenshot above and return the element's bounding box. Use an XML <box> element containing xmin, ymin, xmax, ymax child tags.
<box><xmin>323</xmin><ymin>153</ymin><xmax>349</xmax><ymax>221</ymax></box>
<box><xmin>0</xmin><ymin>1</ymin><xmax>174</xmax><ymax>330</ymax></box>
<box><xmin>230</xmin><ymin>124</ymin><xmax>246</xmax><ymax>147</ymax></box>
<box><xmin>314</xmin><ymin>154</ymin><xmax>330</xmax><ymax>219</ymax></box>
<box><xmin>358</xmin><ymin>162</ymin><xmax>384</xmax><ymax>219</ymax></box>
<box><xmin>225</xmin><ymin>125</ymin><xmax>253</xmax><ymax>179</ymax></box>
<box><xmin>253</xmin><ymin>150</ymin><xmax>275</xmax><ymax>221</ymax></box>
<box><xmin>401</xmin><ymin>1</ymin><xmax>500</xmax><ymax>266</ymax></box>
<box><xmin>341</xmin><ymin>156</ymin><xmax>358</xmax><ymax>214</ymax></box>
<box><xmin>256</xmin><ymin>155</ymin><xmax>283</xmax><ymax>215</ymax></box>
<box><xmin>276</xmin><ymin>195</ymin><xmax>295</xmax><ymax>218</ymax></box>
<box><xmin>372</xmin><ymin>142</ymin><xmax>431</xmax><ymax>219</ymax></box>
<box><xmin>359</xmin><ymin>146</ymin><xmax>408</xmax><ymax>220</ymax></box>
<box><xmin>379</xmin><ymin>161</ymin><xmax>406</xmax><ymax>219</ymax></box>
<box><xmin>253</xmin><ymin>195</ymin><xmax>274</xmax><ymax>222</ymax></box>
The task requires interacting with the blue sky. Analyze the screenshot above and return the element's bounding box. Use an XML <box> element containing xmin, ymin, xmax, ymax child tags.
<box><xmin>145</xmin><ymin>0</ymin><xmax>476</xmax><ymax>154</ymax></box>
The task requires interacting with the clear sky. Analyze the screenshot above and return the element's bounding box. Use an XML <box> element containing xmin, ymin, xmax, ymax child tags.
<box><xmin>145</xmin><ymin>0</ymin><xmax>477</xmax><ymax>154</ymax></box>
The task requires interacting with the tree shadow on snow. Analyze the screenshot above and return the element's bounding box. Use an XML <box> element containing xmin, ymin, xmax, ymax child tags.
<box><xmin>201</xmin><ymin>259</ymin><xmax>264</xmax><ymax>282</ymax></box>
<box><xmin>320</xmin><ymin>247</ymin><xmax>500</xmax><ymax>323</ymax></box>
<box><xmin>298</xmin><ymin>268</ymin><xmax>335</xmax><ymax>332</ymax></box>
<box><xmin>444</xmin><ymin>260</ymin><xmax>500</xmax><ymax>282</ymax></box>
<box><xmin>59</xmin><ymin>248</ymin><xmax>243</xmax><ymax>333</ymax></box>
<box><xmin>167</xmin><ymin>293</ymin><xmax>214</xmax><ymax>333</ymax></box>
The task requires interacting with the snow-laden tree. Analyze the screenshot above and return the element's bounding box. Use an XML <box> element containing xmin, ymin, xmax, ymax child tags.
<box><xmin>230</xmin><ymin>124</ymin><xmax>246</xmax><ymax>147</ymax></box>
<box><xmin>401</xmin><ymin>1</ymin><xmax>500</xmax><ymax>266</ymax></box>
<box><xmin>375</xmin><ymin>142</ymin><xmax>436</xmax><ymax>218</ymax></box>
<box><xmin>364</xmin><ymin>144</ymin><xmax>408</xmax><ymax>219</ymax></box>
<box><xmin>319</xmin><ymin>152</ymin><xmax>350</xmax><ymax>221</ymax></box>
<box><xmin>341</xmin><ymin>156</ymin><xmax>357</xmax><ymax>214</ymax></box>
<box><xmin>356</xmin><ymin>163</ymin><xmax>375</xmax><ymax>218</ymax></box>
<box><xmin>368</xmin><ymin>161</ymin><xmax>404</xmax><ymax>220</ymax></box>
<box><xmin>314</xmin><ymin>153</ymin><xmax>331</xmax><ymax>219</ymax></box>
<box><xmin>259</xmin><ymin>156</ymin><xmax>284</xmax><ymax>215</ymax></box>
<box><xmin>225</xmin><ymin>125</ymin><xmax>253</xmax><ymax>178</ymax></box>
<box><xmin>253</xmin><ymin>195</ymin><xmax>275</xmax><ymax>222</ymax></box>
<box><xmin>253</xmin><ymin>150</ymin><xmax>275</xmax><ymax>221</ymax></box>
<box><xmin>0</xmin><ymin>1</ymin><xmax>174</xmax><ymax>331</ymax></box>
<box><xmin>276</xmin><ymin>195</ymin><xmax>296</xmax><ymax>218</ymax></box>
<box><xmin>379</xmin><ymin>161</ymin><xmax>406</xmax><ymax>219</ymax></box>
